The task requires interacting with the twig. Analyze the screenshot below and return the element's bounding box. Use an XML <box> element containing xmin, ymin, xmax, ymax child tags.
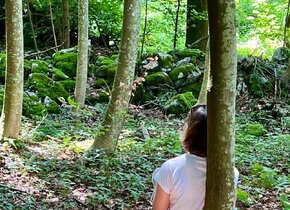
<box><xmin>24</xmin><ymin>42</ymin><xmax>65</xmax><ymax>58</ymax></box>
<box><xmin>21</xmin><ymin>114</ymin><xmax>48</xmax><ymax>139</ymax></box>
<box><xmin>187</xmin><ymin>35</ymin><xmax>209</xmax><ymax>49</ymax></box>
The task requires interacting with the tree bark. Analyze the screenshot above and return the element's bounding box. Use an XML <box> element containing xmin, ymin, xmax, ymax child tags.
<box><xmin>89</xmin><ymin>0</ymin><xmax>141</xmax><ymax>154</ymax></box>
<box><xmin>204</xmin><ymin>0</ymin><xmax>237</xmax><ymax>209</ymax></box>
<box><xmin>197</xmin><ymin>39</ymin><xmax>210</xmax><ymax>104</ymax></box>
<box><xmin>74</xmin><ymin>0</ymin><xmax>89</xmax><ymax>109</ymax></box>
<box><xmin>62</xmin><ymin>0</ymin><xmax>70</xmax><ymax>48</ymax></box>
<box><xmin>186</xmin><ymin>0</ymin><xmax>208</xmax><ymax>52</ymax></box>
<box><xmin>0</xmin><ymin>0</ymin><xmax>24</xmax><ymax>138</ymax></box>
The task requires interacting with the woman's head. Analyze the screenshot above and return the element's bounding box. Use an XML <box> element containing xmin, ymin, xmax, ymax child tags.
<box><xmin>180</xmin><ymin>104</ymin><xmax>207</xmax><ymax>157</ymax></box>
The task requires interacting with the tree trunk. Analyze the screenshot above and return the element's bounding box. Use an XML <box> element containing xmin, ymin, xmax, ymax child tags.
<box><xmin>0</xmin><ymin>0</ymin><xmax>24</xmax><ymax>138</ymax></box>
<box><xmin>186</xmin><ymin>0</ymin><xmax>208</xmax><ymax>52</ymax></box>
<box><xmin>74</xmin><ymin>0</ymin><xmax>89</xmax><ymax>109</ymax></box>
<box><xmin>173</xmin><ymin>0</ymin><xmax>181</xmax><ymax>49</ymax></box>
<box><xmin>27</xmin><ymin>1</ymin><xmax>39</xmax><ymax>53</ymax></box>
<box><xmin>197</xmin><ymin>39</ymin><xmax>210</xmax><ymax>104</ymax></box>
<box><xmin>204</xmin><ymin>0</ymin><xmax>237</xmax><ymax>209</ymax></box>
<box><xmin>89</xmin><ymin>0</ymin><xmax>141</xmax><ymax>154</ymax></box>
<box><xmin>49</xmin><ymin>0</ymin><xmax>58</xmax><ymax>49</ymax></box>
<box><xmin>62</xmin><ymin>0</ymin><xmax>70</xmax><ymax>48</ymax></box>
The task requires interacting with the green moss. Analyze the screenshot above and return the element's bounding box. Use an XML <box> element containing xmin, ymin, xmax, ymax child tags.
<box><xmin>53</xmin><ymin>68</ymin><xmax>69</xmax><ymax>80</ymax></box>
<box><xmin>53</xmin><ymin>52</ymin><xmax>77</xmax><ymax>79</ymax></box>
<box><xmin>23</xmin><ymin>92</ymin><xmax>47</xmax><ymax>117</ymax></box>
<box><xmin>145</xmin><ymin>72</ymin><xmax>173</xmax><ymax>88</ymax></box>
<box><xmin>54</xmin><ymin>52</ymin><xmax>77</xmax><ymax>63</ymax></box>
<box><xmin>245</xmin><ymin>123</ymin><xmax>267</xmax><ymax>136</ymax></box>
<box><xmin>24</xmin><ymin>59</ymin><xmax>31</xmax><ymax>80</ymax></box>
<box><xmin>169</xmin><ymin>64</ymin><xmax>197</xmax><ymax>87</ymax></box>
<box><xmin>165</xmin><ymin>92</ymin><xmax>197</xmax><ymax>116</ymax></box>
<box><xmin>44</xmin><ymin>98</ymin><xmax>61</xmax><ymax>114</ymax></box>
<box><xmin>179</xmin><ymin>82</ymin><xmax>201</xmax><ymax>98</ymax></box>
<box><xmin>170</xmin><ymin>48</ymin><xmax>202</xmax><ymax>60</ymax></box>
<box><xmin>58</xmin><ymin>80</ymin><xmax>75</xmax><ymax>93</ymax></box>
<box><xmin>55</xmin><ymin>61</ymin><xmax>76</xmax><ymax>79</ymax></box>
<box><xmin>98</xmin><ymin>91</ymin><xmax>110</xmax><ymax>103</ymax></box>
<box><xmin>157</xmin><ymin>52</ymin><xmax>173</xmax><ymax>69</ymax></box>
<box><xmin>27</xmin><ymin>73</ymin><xmax>69</xmax><ymax>102</ymax></box>
<box><xmin>97</xmin><ymin>63</ymin><xmax>117</xmax><ymax>78</ymax></box>
<box><xmin>95</xmin><ymin>78</ymin><xmax>108</xmax><ymax>88</ymax></box>
<box><xmin>30</xmin><ymin>59</ymin><xmax>49</xmax><ymax>73</ymax></box>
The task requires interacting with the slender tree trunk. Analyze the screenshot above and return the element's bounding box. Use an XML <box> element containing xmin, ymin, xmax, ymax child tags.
<box><xmin>186</xmin><ymin>0</ymin><xmax>208</xmax><ymax>52</ymax></box>
<box><xmin>0</xmin><ymin>0</ymin><xmax>24</xmax><ymax>138</ymax></box>
<box><xmin>62</xmin><ymin>0</ymin><xmax>70</xmax><ymax>48</ymax></box>
<box><xmin>173</xmin><ymin>0</ymin><xmax>181</xmax><ymax>49</ymax></box>
<box><xmin>204</xmin><ymin>0</ymin><xmax>237</xmax><ymax>209</ymax></box>
<box><xmin>27</xmin><ymin>1</ymin><xmax>39</xmax><ymax>53</ymax></box>
<box><xmin>197</xmin><ymin>39</ymin><xmax>210</xmax><ymax>104</ymax></box>
<box><xmin>74</xmin><ymin>0</ymin><xmax>88</xmax><ymax>109</ymax></box>
<box><xmin>89</xmin><ymin>0</ymin><xmax>141</xmax><ymax>154</ymax></box>
<box><xmin>49</xmin><ymin>0</ymin><xmax>58</xmax><ymax>50</ymax></box>
<box><xmin>140</xmin><ymin>0</ymin><xmax>148</xmax><ymax>56</ymax></box>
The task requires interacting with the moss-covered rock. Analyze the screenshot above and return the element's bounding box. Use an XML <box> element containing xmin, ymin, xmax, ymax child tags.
<box><xmin>27</xmin><ymin>73</ymin><xmax>69</xmax><ymax>102</ymax></box>
<box><xmin>144</xmin><ymin>72</ymin><xmax>173</xmax><ymax>88</ymax></box>
<box><xmin>169</xmin><ymin>64</ymin><xmax>197</xmax><ymax>87</ymax></box>
<box><xmin>30</xmin><ymin>59</ymin><xmax>49</xmax><ymax>74</ymax></box>
<box><xmin>53</xmin><ymin>52</ymin><xmax>77</xmax><ymax>78</ymax></box>
<box><xmin>164</xmin><ymin>92</ymin><xmax>197</xmax><ymax>116</ymax></box>
<box><xmin>245</xmin><ymin>123</ymin><xmax>267</xmax><ymax>136</ymax></box>
<box><xmin>157</xmin><ymin>52</ymin><xmax>174</xmax><ymax>69</ymax></box>
<box><xmin>44</xmin><ymin>96</ymin><xmax>61</xmax><ymax>114</ymax></box>
<box><xmin>24</xmin><ymin>59</ymin><xmax>31</xmax><ymax>80</ymax></box>
<box><xmin>248</xmin><ymin>74</ymin><xmax>269</xmax><ymax>98</ymax></box>
<box><xmin>179</xmin><ymin>82</ymin><xmax>201</xmax><ymax>98</ymax></box>
<box><xmin>53</xmin><ymin>68</ymin><xmax>69</xmax><ymax>80</ymax></box>
<box><xmin>169</xmin><ymin>48</ymin><xmax>202</xmax><ymax>61</ymax></box>
<box><xmin>58</xmin><ymin>80</ymin><xmax>76</xmax><ymax>93</ymax></box>
<box><xmin>23</xmin><ymin>92</ymin><xmax>47</xmax><ymax>117</ymax></box>
<box><xmin>55</xmin><ymin>61</ymin><xmax>76</xmax><ymax>79</ymax></box>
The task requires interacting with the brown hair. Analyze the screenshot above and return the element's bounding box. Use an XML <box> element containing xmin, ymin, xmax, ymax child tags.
<box><xmin>180</xmin><ymin>104</ymin><xmax>207</xmax><ymax>157</ymax></box>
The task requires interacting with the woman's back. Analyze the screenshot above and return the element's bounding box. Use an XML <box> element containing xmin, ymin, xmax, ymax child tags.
<box><xmin>153</xmin><ymin>153</ymin><xmax>206</xmax><ymax>210</ymax></box>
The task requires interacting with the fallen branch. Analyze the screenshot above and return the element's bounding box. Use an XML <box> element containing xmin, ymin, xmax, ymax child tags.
<box><xmin>0</xmin><ymin>184</ymin><xmax>32</xmax><ymax>195</ymax></box>
<box><xmin>24</xmin><ymin>42</ymin><xmax>65</xmax><ymax>58</ymax></box>
<box><xmin>187</xmin><ymin>35</ymin><xmax>209</xmax><ymax>49</ymax></box>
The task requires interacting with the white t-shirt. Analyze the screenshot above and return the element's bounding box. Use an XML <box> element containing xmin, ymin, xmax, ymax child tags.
<box><xmin>152</xmin><ymin>153</ymin><xmax>239</xmax><ymax>210</ymax></box>
<box><xmin>153</xmin><ymin>153</ymin><xmax>207</xmax><ymax>210</ymax></box>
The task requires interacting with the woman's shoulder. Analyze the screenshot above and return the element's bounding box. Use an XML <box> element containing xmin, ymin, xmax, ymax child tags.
<box><xmin>161</xmin><ymin>154</ymin><xmax>187</xmax><ymax>168</ymax></box>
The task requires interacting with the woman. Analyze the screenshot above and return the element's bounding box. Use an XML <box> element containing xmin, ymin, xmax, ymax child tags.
<box><xmin>152</xmin><ymin>104</ymin><xmax>238</xmax><ymax>210</ymax></box>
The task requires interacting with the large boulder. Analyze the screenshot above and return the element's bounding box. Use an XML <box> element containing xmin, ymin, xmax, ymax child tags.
<box><xmin>53</xmin><ymin>51</ymin><xmax>77</xmax><ymax>79</ymax></box>
<box><xmin>23</xmin><ymin>92</ymin><xmax>47</xmax><ymax>118</ymax></box>
<box><xmin>27</xmin><ymin>73</ymin><xmax>69</xmax><ymax>102</ymax></box>
<box><xmin>144</xmin><ymin>72</ymin><xmax>173</xmax><ymax>89</ymax></box>
<box><xmin>169</xmin><ymin>48</ymin><xmax>202</xmax><ymax>61</ymax></box>
<box><xmin>164</xmin><ymin>92</ymin><xmax>197</xmax><ymax>116</ymax></box>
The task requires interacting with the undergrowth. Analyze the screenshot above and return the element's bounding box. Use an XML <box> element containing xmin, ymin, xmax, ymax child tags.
<box><xmin>0</xmin><ymin>104</ymin><xmax>289</xmax><ymax>210</ymax></box>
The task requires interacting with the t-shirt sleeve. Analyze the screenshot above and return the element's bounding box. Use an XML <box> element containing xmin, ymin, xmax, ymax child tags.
<box><xmin>153</xmin><ymin>161</ymin><xmax>171</xmax><ymax>194</ymax></box>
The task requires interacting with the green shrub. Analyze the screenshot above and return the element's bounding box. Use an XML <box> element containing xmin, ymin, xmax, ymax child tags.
<box><xmin>245</xmin><ymin>123</ymin><xmax>267</xmax><ymax>136</ymax></box>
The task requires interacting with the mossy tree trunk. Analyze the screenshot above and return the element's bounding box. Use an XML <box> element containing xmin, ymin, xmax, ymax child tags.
<box><xmin>186</xmin><ymin>0</ymin><xmax>208</xmax><ymax>52</ymax></box>
<box><xmin>74</xmin><ymin>0</ymin><xmax>88</xmax><ymax>109</ymax></box>
<box><xmin>197</xmin><ymin>40</ymin><xmax>210</xmax><ymax>104</ymax></box>
<box><xmin>62</xmin><ymin>0</ymin><xmax>70</xmax><ymax>48</ymax></box>
<box><xmin>0</xmin><ymin>0</ymin><xmax>24</xmax><ymax>138</ymax></box>
<box><xmin>204</xmin><ymin>0</ymin><xmax>237</xmax><ymax>209</ymax></box>
<box><xmin>89</xmin><ymin>0</ymin><xmax>141</xmax><ymax>154</ymax></box>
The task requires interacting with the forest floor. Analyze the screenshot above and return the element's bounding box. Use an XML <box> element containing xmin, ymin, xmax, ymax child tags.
<box><xmin>0</xmin><ymin>99</ymin><xmax>289</xmax><ymax>210</ymax></box>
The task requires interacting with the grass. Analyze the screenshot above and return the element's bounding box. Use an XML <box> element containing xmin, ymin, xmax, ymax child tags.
<box><xmin>0</xmin><ymin>104</ymin><xmax>289</xmax><ymax>209</ymax></box>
